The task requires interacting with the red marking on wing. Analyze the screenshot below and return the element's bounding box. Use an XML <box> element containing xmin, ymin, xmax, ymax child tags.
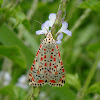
<box><xmin>50</xmin><ymin>80</ymin><xmax>56</xmax><ymax>83</ymax></box>
<box><xmin>29</xmin><ymin>74</ymin><xmax>32</xmax><ymax>77</ymax></box>
<box><xmin>54</xmin><ymin>58</ymin><xmax>56</xmax><ymax>61</ymax></box>
<box><xmin>54</xmin><ymin>66</ymin><xmax>56</xmax><ymax>68</ymax></box>
<box><xmin>49</xmin><ymin>71</ymin><xmax>52</xmax><ymax>73</ymax></box>
<box><xmin>36</xmin><ymin>50</ymin><xmax>39</xmax><ymax>56</ymax></box>
<box><xmin>58</xmin><ymin>52</ymin><xmax>61</xmax><ymax>57</ymax></box>
<box><xmin>56</xmin><ymin>45</ymin><xmax>58</xmax><ymax>49</ymax></box>
<box><xmin>31</xmin><ymin>67</ymin><xmax>33</xmax><ymax>71</ymax></box>
<box><xmin>59</xmin><ymin>78</ymin><xmax>62</xmax><ymax>82</ymax></box>
<box><xmin>55</xmin><ymin>72</ymin><xmax>57</xmax><ymax>75</ymax></box>
<box><xmin>33</xmin><ymin>60</ymin><xmax>35</xmax><ymax>64</ymax></box>
<box><xmin>44</xmin><ymin>71</ymin><xmax>47</xmax><ymax>73</ymax></box>
<box><xmin>63</xmin><ymin>75</ymin><xmax>65</xmax><ymax>78</ymax></box>
<box><xmin>40</xmin><ymin>44</ymin><xmax>42</xmax><ymax>48</ymax></box>
<box><xmin>44</xmin><ymin>55</ymin><xmax>46</xmax><ymax>58</ymax></box>
<box><xmin>50</xmin><ymin>63</ymin><xmax>51</xmax><ymax>66</ymax></box>
<box><xmin>62</xmin><ymin>69</ymin><xmax>65</xmax><ymax>72</ymax></box>
<box><xmin>41</xmin><ymin>57</ymin><xmax>43</xmax><ymax>61</ymax></box>
<box><xmin>37</xmin><ymin>71</ymin><xmax>40</xmax><ymax>74</ymax></box>
<box><xmin>32</xmin><ymin>77</ymin><xmax>34</xmax><ymax>81</ymax></box>
<box><xmin>51</xmin><ymin>55</ymin><xmax>53</xmax><ymax>58</ymax></box>
<box><xmin>38</xmin><ymin>80</ymin><xmax>44</xmax><ymax>83</ymax></box>
<box><xmin>39</xmin><ymin>66</ymin><xmax>42</xmax><ymax>68</ymax></box>
<box><xmin>61</xmin><ymin>61</ymin><xmax>63</xmax><ymax>65</ymax></box>
<box><xmin>44</xmin><ymin>49</ymin><xmax>46</xmax><ymax>51</ymax></box>
<box><xmin>45</xmin><ymin>63</ymin><xmax>47</xmax><ymax>66</ymax></box>
<box><xmin>46</xmin><ymin>76</ymin><xmax>48</xmax><ymax>78</ymax></box>
<box><xmin>52</xmin><ymin>49</ymin><xmax>54</xmax><ymax>51</ymax></box>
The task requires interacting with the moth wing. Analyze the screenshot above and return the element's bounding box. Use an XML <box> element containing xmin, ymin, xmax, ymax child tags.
<box><xmin>28</xmin><ymin>39</ymin><xmax>49</xmax><ymax>87</ymax></box>
<box><xmin>48</xmin><ymin>43</ymin><xmax>65</xmax><ymax>87</ymax></box>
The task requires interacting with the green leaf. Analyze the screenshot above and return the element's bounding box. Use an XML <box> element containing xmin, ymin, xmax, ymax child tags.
<box><xmin>0</xmin><ymin>85</ymin><xmax>27</xmax><ymax>100</ymax></box>
<box><xmin>48</xmin><ymin>86</ymin><xmax>76</xmax><ymax>100</ymax></box>
<box><xmin>15</xmin><ymin>11</ymin><xmax>30</xmax><ymax>30</ymax></box>
<box><xmin>0</xmin><ymin>23</ymin><xmax>34</xmax><ymax>68</ymax></box>
<box><xmin>0</xmin><ymin>45</ymin><xmax>26</xmax><ymax>68</ymax></box>
<box><xmin>78</xmin><ymin>0</ymin><xmax>100</xmax><ymax>12</ymax></box>
<box><xmin>0</xmin><ymin>85</ymin><xmax>15</xmax><ymax>100</ymax></box>
<box><xmin>66</xmin><ymin>73</ymin><xmax>81</xmax><ymax>90</ymax></box>
<box><xmin>87</xmin><ymin>82</ymin><xmax>100</xmax><ymax>94</ymax></box>
<box><xmin>16</xmin><ymin>11</ymin><xmax>26</xmax><ymax>21</ymax></box>
<box><xmin>22</xmin><ymin>19</ymin><xmax>30</xmax><ymax>31</ymax></box>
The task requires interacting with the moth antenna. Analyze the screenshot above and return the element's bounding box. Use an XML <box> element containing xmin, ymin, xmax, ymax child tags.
<box><xmin>35</xmin><ymin>20</ymin><xmax>43</xmax><ymax>26</ymax></box>
<box><xmin>35</xmin><ymin>20</ymin><xmax>49</xmax><ymax>35</ymax></box>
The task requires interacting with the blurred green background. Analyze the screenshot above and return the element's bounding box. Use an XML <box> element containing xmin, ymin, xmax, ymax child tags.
<box><xmin>0</xmin><ymin>0</ymin><xmax>100</xmax><ymax>100</ymax></box>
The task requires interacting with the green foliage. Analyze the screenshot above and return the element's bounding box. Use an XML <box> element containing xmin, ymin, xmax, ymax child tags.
<box><xmin>78</xmin><ymin>0</ymin><xmax>100</xmax><ymax>12</ymax></box>
<box><xmin>0</xmin><ymin>85</ymin><xmax>27</xmax><ymax>100</ymax></box>
<box><xmin>66</xmin><ymin>73</ymin><xmax>81</xmax><ymax>91</ymax></box>
<box><xmin>87</xmin><ymin>82</ymin><xmax>100</xmax><ymax>94</ymax></box>
<box><xmin>0</xmin><ymin>24</ymin><xmax>33</xmax><ymax>68</ymax></box>
<box><xmin>15</xmin><ymin>11</ymin><xmax>30</xmax><ymax>30</ymax></box>
<box><xmin>0</xmin><ymin>0</ymin><xmax>3</xmax><ymax>6</ymax></box>
<box><xmin>87</xmin><ymin>41</ymin><xmax>100</xmax><ymax>53</ymax></box>
<box><xmin>0</xmin><ymin>0</ymin><xmax>100</xmax><ymax>100</ymax></box>
<box><xmin>49</xmin><ymin>86</ymin><xmax>76</xmax><ymax>100</ymax></box>
<box><xmin>0</xmin><ymin>46</ymin><xmax>26</xmax><ymax>68</ymax></box>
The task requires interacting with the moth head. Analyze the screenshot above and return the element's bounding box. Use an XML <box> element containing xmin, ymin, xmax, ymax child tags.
<box><xmin>45</xmin><ymin>32</ymin><xmax>53</xmax><ymax>38</ymax></box>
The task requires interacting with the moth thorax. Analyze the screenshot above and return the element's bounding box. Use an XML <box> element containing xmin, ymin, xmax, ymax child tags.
<box><xmin>46</xmin><ymin>42</ymin><xmax>52</xmax><ymax>49</ymax></box>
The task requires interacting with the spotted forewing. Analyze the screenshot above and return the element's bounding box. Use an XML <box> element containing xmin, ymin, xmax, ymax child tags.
<box><xmin>28</xmin><ymin>32</ymin><xmax>65</xmax><ymax>87</ymax></box>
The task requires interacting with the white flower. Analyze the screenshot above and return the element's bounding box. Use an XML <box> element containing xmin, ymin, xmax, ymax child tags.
<box><xmin>35</xmin><ymin>13</ymin><xmax>72</xmax><ymax>44</ymax></box>
<box><xmin>16</xmin><ymin>75</ymin><xmax>28</xmax><ymax>89</ymax></box>
<box><xmin>58</xmin><ymin>21</ymin><xmax>72</xmax><ymax>36</ymax></box>
<box><xmin>36</xmin><ymin>13</ymin><xmax>56</xmax><ymax>35</ymax></box>
<box><xmin>18</xmin><ymin>75</ymin><xmax>27</xmax><ymax>83</ymax></box>
<box><xmin>46</xmin><ymin>13</ymin><xmax>56</xmax><ymax>27</ymax></box>
<box><xmin>56</xmin><ymin>33</ymin><xmax>63</xmax><ymax>44</ymax></box>
<box><xmin>0</xmin><ymin>71</ymin><xmax>11</xmax><ymax>86</ymax></box>
<box><xmin>36</xmin><ymin>21</ymin><xmax>50</xmax><ymax>35</ymax></box>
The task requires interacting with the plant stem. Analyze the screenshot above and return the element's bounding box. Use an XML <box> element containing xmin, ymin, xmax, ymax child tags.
<box><xmin>76</xmin><ymin>55</ymin><xmax>100</xmax><ymax>100</ymax></box>
<box><xmin>63</xmin><ymin>9</ymin><xmax>91</xmax><ymax>42</ymax></box>
<box><xmin>28</xmin><ymin>87</ymin><xmax>40</xmax><ymax>100</ymax></box>
<box><xmin>27</xmin><ymin>0</ymin><xmax>38</xmax><ymax>20</ymax></box>
<box><xmin>51</xmin><ymin>0</ymin><xmax>70</xmax><ymax>39</ymax></box>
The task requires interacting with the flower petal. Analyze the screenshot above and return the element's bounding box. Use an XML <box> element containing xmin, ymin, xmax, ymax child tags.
<box><xmin>48</xmin><ymin>21</ymin><xmax>54</xmax><ymax>27</ymax></box>
<box><xmin>57</xmin><ymin>22</ymin><xmax>68</xmax><ymax>33</ymax></box>
<box><xmin>44</xmin><ymin>20</ymin><xmax>52</xmax><ymax>27</ymax></box>
<box><xmin>56</xmin><ymin>40</ymin><xmax>62</xmax><ymax>44</ymax></box>
<box><xmin>48</xmin><ymin>13</ymin><xmax>56</xmax><ymax>27</ymax></box>
<box><xmin>57</xmin><ymin>33</ymin><xmax>63</xmax><ymax>40</ymax></box>
<box><xmin>41</xmin><ymin>22</ymin><xmax>49</xmax><ymax>33</ymax></box>
<box><xmin>63</xmin><ymin>29</ymin><xmax>72</xmax><ymax>36</ymax></box>
<box><xmin>44</xmin><ymin>20</ymin><xmax>50</xmax><ymax>26</ymax></box>
<box><xmin>61</xmin><ymin>21</ymin><xmax>68</xmax><ymax>30</ymax></box>
<box><xmin>36</xmin><ymin>30</ymin><xmax>45</xmax><ymax>35</ymax></box>
<box><xmin>49</xmin><ymin>13</ymin><xmax>56</xmax><ymax>22</ymax></box>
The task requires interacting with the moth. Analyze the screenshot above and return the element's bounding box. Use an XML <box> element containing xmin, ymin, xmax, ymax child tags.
<box><xmin>28</xmin><ymin>32</ymin><xmax>65</xmax><ymax>87</ymax></box>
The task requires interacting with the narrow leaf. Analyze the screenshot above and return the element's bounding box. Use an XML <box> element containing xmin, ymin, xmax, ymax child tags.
<box><xmin>87</xmin><ymin>82</ymin><xmax>100</xmax><ymax>94</ymax></box>
<box><xmin>0</xmin><ymin>23</ymin><xmax>34</xmax><ymax>68</ymax></box>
